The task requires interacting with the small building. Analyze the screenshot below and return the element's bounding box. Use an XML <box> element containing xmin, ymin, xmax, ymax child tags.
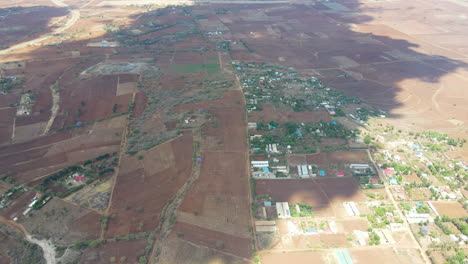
<box><xmin>276</xmin><ymin>202</ymin><xmax>291</xmax><ymax>218</ymax></box>
<box><xmin>384</xmin><ymin>167</ymin><xmax>395</xmax><ymax>176</ymax></box>
<box><xmin>337</xmin><ymin>172</ymin><xmax>345</xmax><ymax>177</ymax></box>
<box><xmin>248</xmin><ymin>123</ymin><xmax>257</xmax><ymax>129</ymax></box>
<box><xmin>319</xmin><ymin>170</ymin><xmax>326</xmax><ymax>176</ymax></box>
<box><xmin>298</xmin><ymin>165</ymin><xmax>309</xmax><ymax>177</ymax></box>
<box><xmin>251</xmin><ymin>161</ymin><xmax>269</xmax><ymax>168</ymax></box>
<box><xmin>74</xmin><ymin>175</ymin><xmax>85</xmax><ymax>182</ymax></box>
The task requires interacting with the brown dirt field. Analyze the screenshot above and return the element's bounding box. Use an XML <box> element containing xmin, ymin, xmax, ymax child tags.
<box><xmin>53</xmin><ymin>74</ymin><xmax>132</xmax><ymax>128</ymax></box>
<box><xmin>12</xmin><ymin>122</ymin><xmax>48</xmax><ymax>144</ymax></box>
<box><xmin>335</xmin><ymin>218</ymin><xmax>370</xmax><ymax>233</ymax></box>
<box><xmin>318</xmin><ymin>137</ymin><xmax>347</xmax><ymax>148</ymax></box>
<box><xmin>431</xmin><ymin>201</ymin><xmax>468</xmax><ymax>218</ymax></box>
<box><xmin>132</xmin><ymin>92</ymin><xmax>147</xmax><ymax>118</ymax></box>
<box><xmin>403</xmin><ymin>174</ymin><xmax>422</xmax><ymax>184</ymax></box>
<box><xmin>0</xmin><ymin>129</ymin><xmax>74</xmax><ymax>155</ymax></box>
<box><xmin>349</xmin><ymin>247</ymin><xmax>425</xmax><ymax>264</ymax></box>
<box><xmin>173</xmin><ymin>89</ymin><xmax>252</xmax><ymax>258</ymax></box>
<box><xmin>0</xmin><ymin>116</ymin><xmax>125</xmax><ymax>184</ymax></box>
<box><xmin>0</xmin><ymin>5</ymin><xmax>69</xmax><ymax>49</ymax></box>
<box><xmin>158</xmin><ymin>233</ymin><xmax>248</xmax><ymax>264</ymax></box>
<box><xmin>21</xmin><ymin>198</ymin><xmax>101</xmax><ymax>244</ymax></box>
<box><xmin>106</xmin><ymin>132</ymin><xmax>193</xmax><ymax>237</ymax></box>
<box><xmin>305</xmin><ymin>150</ymin><xmax>369</xmax><ymax>165</ymax></box>
<box><xmin>248</xmin><ymin>104</ymin><xmax>331</xmax><ymax>123</ymax></box>
<box><xmin>79</xmin><ymin>239</ymin><xmax>147</xmax><ymax>264</ymax></box>
<box><xmin>172</xmin><ymin>221</ymin><xmax>252</xmax><ymax>259</ymax></box>
<box><xmin>0</xmin><ymin>94</ymin><xmax>19</xmax><ymax>107</ymax></box>
<box><xmin>0</xmin><ymin>181</ymin><xmax>14</xmax><ymax>196</ymax></box>
<box><xmin>255</xmin><ymin>178</ymin><xmax>366</xmax><ymax>217</ymax></box>
<box><xmin>290</xmin><ymin>234</ymin><xmax>349</xmax><ymax>248</ymax></box>
<box><xmin>176</xmin><ymin>151</ymin><xmax>251</xmax><ymax>238</ymax></box>
<box><xmin>261</xmin><ymin>251</ymin><xmax>325</xmax><ymax>264</ymax></box>
<box><xmin>0</xmin><ymin>108</ymin><xmax>15</xmax><ymax>145</ymax></box>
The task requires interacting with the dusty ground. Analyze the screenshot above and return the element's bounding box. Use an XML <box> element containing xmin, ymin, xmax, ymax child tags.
<box><xmin>431</xmin><ymin>201</ymin><xmax>468</xmax><ymax>218</ymax></box>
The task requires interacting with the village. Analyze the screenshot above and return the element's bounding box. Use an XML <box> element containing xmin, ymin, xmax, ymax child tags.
<box><xmin>242</xmin><ymin>62</ymin><xmax>468</xmax><ymax>264</ymax></box>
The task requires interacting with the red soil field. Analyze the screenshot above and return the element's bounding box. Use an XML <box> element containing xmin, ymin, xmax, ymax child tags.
<box><xmin>305</xmin><ymin>150</ymin><xmax>369</xmax><ymax>165</ymax></box>
<box><xmin>106</xmin><ymin>132</ymin><xmax>193</xmax><ymax>237</ymax></box>
<box><xmin>80</xmin><ymin>239</ymin><xmax>147</xmax><ymax>264</ymax></box>
<box><xmin>0</xmin><ymin>108</ymin><xmax>15</xmax><ymax>145</ymax></box>
<box><xmin>0</xmin><ymin>94</ymin><xmax>19</xmax><ymax>108</ymax></box>
<box><xmin>248</xmin><ymin>104</ymin><xmax>331</xmax><ymax>123</ymax></box>
<box><xmin>172</xmin><ymin>221</ymin><xmax>252</xmax><ymax>258</ymax></box>
<box><xmin>0</xmin><ymin>116</ymin><xmax>125</xmax><ymax>184</ymax></box>
<box><xmin>0</xmin><ymin>5</ymin><xmax>69</xmax><ymax>49</ymax></box>
<box><xmin>53</xmin><ymin>74</ymin><xmax>132</xmax><ymax>128</ymax></box>
<box><xmin>173</xmin><ymin>90</ymin><xmax>253</xmax><ymax>258</ymax></box>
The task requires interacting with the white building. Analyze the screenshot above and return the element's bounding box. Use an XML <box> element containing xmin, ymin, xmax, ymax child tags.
<box><xmin>251</xmin><ymin>161</ymin><xmax>269</xmax><ymax>168</ymax></box>
<box><xmin>276</xmin><ymin>202</ymin><xmax>291</xmax><ymax>218</ymax></box>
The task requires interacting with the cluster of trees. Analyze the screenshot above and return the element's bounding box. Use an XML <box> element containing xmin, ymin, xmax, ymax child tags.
<box><xmin>435</xmin><ymin>215</ymin><xmax>468</xmax><ymax>236</ymax></box>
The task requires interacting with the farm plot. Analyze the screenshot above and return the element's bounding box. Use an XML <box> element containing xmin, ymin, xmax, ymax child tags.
<box><xmin>52</xmin><ymin>74</ymin><xmax>133</xmax><ymax>128</ymax></box>
<box><xmin>79</xmin><ymin>238</ymin><xmax>147</xmax><ymax>264</ymax></box>
<box><xmin>0</xmin><ymin>5</ymin><xmax>69</xmax><ymax>49</ymax></box>
<box><xmin>172</xmin><ymin>221</ymin><xmax>252</xmax><ymax>258</ymax></box>
<box><xmin>0</xmin><ymin>108</ymin><xmax>15</xmax><ymax>145</ymax></box>
<box><xmin>157</xmin><ymin>233</ymin><xmax>248</xmax><ymax>264</ymax></box>
<box><xmin>106</xmin><ymin>132</ymin><xmax>193</xmax><ymax>237</ymax></box>
<box><xmin>431</xmin><ymin>201</ymin><xmax>468</xmax><ymax>219</ymax></box>
<box><xmin>21</xmin><ymin>198</ymin><xmax>102</xmax><ymax>244</ymax></box>
<box><xmin>0</xmin><ymin>116</ymin><xmax>126</xmax><ymax>184</ymax></box>
<box><xmin>349</xmin><ymin>247</ymin><xmax>425</xmax><ymax>264</ymax></box>
<box><xmin>171</xmin><ymin>89</ymin><xmax>253</xmax><ymax>258</ymax></box>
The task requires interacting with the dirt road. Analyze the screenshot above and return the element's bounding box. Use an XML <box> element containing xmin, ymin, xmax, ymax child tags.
<box><xmin>0</xmin><ymin>0</ymin><xmax>80</xmax><ymax>55</ymax></box>
<box><xmin>0</xmin><ymin>216</ymin><xmax>57</xmax><ymax>264</ymax></box>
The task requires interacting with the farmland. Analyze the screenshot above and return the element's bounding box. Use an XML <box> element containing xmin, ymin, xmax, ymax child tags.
<box><xmin>0</xmin><ymin>0</ymin><xmax>467</xmax><ymax>263</ymax></box>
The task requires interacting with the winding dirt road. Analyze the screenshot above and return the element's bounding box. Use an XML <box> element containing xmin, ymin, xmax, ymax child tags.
<box><xmin>0</xmin><ymin>0</ymin><xmax>80</xmax><ymax>55</ymax></box>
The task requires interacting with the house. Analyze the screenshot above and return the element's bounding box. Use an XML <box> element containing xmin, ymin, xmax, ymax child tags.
<box><xmin>74</xmin><ymin>175</ymin><xmax>85</xmax><ymax>182</ymax></box>
<box><xmin>337</xmin><ymin>172</ymin><xmax>345</xmax><ymax>177</ymax></box>
<box><xmin>251</xmin><ymin>161</ymin><xmax>269</xmax><ymax>168</ymax></box>
<box><xmin>384</xmin><ymin>167</ymin><xmax>395</xmax><ymax>176</ymax></box>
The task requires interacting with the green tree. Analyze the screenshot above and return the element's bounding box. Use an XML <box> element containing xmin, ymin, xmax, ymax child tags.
<box><xmin>364</xmin><ymin>135</ymin><xmax>372</xmax><ymax>144</ymax></box>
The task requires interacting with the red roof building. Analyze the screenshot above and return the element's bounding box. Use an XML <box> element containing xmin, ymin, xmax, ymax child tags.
<box><xmin>384</xmin><ymin>167</ymin><xmax>395</xmax><ymax>175</ymax></box>
<box><xmin>74</xmin><ymin>175</ymin><xmax>85</xmax><ymax>182</ymax></box>
<box><xmin>337</xmin><ymin>172</ymin><xmax>345</xmax><ymax>177</ymax></box>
